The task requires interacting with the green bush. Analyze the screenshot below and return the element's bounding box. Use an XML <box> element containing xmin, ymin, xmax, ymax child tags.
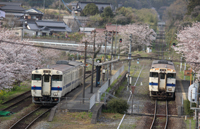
<box><xmin>106</xmin><ymin>98</ymin><xmax>129</xmax><ymax>114</ymax></box>
<box><xmin>184</xmin><ymin>100</ymin><xmax>194</xmax><ymax>115</ymax></box>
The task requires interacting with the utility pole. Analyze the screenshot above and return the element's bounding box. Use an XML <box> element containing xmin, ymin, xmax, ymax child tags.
<box><xmin>110</xmin><ymin>30</ymin><xmax>114</xmax><ymax>75</ymax></box>
<box><xmin>102</xmin><ymin>30</ymin><xmax>107</xmax><ymax>81</ymax></box>
<box><xmin>128</xmin><ymin>34</ymin><xmax>132</xmax><ymax>88</ymax></box>
<box><xmin>82</xmin><ymin>41</ymin><xmax>87</xmax><ymax>103</ymax></box>
<box><xmin>114</xmin><ymin>24</ymin><xmax>118</xmax><ymax>59</ymax></box>
<box><xmin>195</xmin><ymin>73</ymin><xmax>199</xmax><ymax>129</ymax></box>
<box><xmin>118</xmin><ymin>38</ymin><xmax>121</xmax><ymax>59</ymax></box>
<box><xmin>91</xmin><ymin>30</ymin><xmax>96</xmax><ymax>93</ymax></box>
<box><xmin>59</xmin><ymin>0</ymin><xmax>60</xmax><ymax>21</ymax></box>
<box><xmin>43</xmin><ymin>0</ymin><xmax>45</xmax><ymax>14</ymax></box>
<box><xmin>21</xmin><ymin>19</ymin><xmax>24</xmax><ymax>41</ymax></box>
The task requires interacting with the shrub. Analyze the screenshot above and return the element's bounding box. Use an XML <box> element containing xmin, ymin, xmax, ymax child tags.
<box><xmin>184</xmin><ymin>100</ymin><xmax>194</xmax><ymax>115</ymax></box>
<box><xmin>107</xmin><ymin>98</ymin><xmax>129</xmax><ymax>114</ymax></box>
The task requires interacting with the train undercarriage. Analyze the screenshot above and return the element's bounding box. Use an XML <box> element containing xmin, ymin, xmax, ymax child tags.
<box><xmin>150</xmin><ymin>91</ymin><xmax>175</xmax><ymax>100</ymax></box>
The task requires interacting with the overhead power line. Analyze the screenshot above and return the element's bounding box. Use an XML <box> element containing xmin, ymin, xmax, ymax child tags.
<box><xmin>1</xmin><ymin>40</ymin><xmax>200</xmax><ymax>64</ymax></box>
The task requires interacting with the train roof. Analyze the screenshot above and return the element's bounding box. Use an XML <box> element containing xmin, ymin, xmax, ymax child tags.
<box><xmin>151</xmin><ymin>60</ymin><xmax>175</xmax><ymax>69</ymax></box>
<box><xmin>46</xmin><ymin>60</ymin><xmax>83</xmax><ymax>72</ymax></box>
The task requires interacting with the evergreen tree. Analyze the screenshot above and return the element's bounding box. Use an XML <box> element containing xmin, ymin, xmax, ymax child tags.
<box><xmin>82</xmin><ymin>3</ymin><xmax>99</xmax><ymax>16</ymax></box>
<box><xmin>101</xmin><ymin>6</ymin><xmax>113</xmax><ymax>18</ymax></box>
<box><xmin>187</xmin><ymin>0</ymin><xmax>200</xmax><ymax>15</ymax></box>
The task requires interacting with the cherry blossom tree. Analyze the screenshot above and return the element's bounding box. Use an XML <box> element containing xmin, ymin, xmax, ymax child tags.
<box><xmin>0</xmin><ymin>28</ymin><xmax>62</xmax><ymax>89</ymax></box>
<box><xmin>80</xmin><ymin>31</ymin><xmax>105</xmax><ymax>57</ymax></box>
<box><xmin>173</xmin><ymin>22</ymin><xmax>200</xmax><ymax>76</ymax></box>
<box><xmin>118</xmin><ymin>24</ymin><xmax>156</xmax><ymax>54</ymax></box>
<box><xmin>0</xmin><ymin>28</ymin><xmax>41</xmax><ymax>89</ymax></box>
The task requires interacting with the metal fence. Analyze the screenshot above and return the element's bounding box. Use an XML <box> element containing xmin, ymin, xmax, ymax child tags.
<box><xmin>97</xmin><ymin>65</ymin><xmax>124</xmax><ymax>102</ymax></box>
<box><xmin>57</xmin><ymin>65</ymin><xmax>124</xmax><ymax>111</ymax></box>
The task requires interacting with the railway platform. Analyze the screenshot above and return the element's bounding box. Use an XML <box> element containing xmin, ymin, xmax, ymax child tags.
<box><xmin>56</xmin><ymin>64</ymin><xmax>125</xmax><ymax>112</ymax></box>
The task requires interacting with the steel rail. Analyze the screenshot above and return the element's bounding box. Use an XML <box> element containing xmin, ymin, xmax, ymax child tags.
<box><xmin>150</xmin><ymin>100</ymin><xmax>168</xmax><ymax>129</ymax></box>
<box><xmin>2</xmin><ymin>96</ymin><xmax>31</xmax><ymax>111</ymax></box>
<box><xmin>150</xmin><ymin>100</ymin><xmax>157</xmax><ymax>129</ymax></box>
<box><xmin>25</xmin><ymin>108</ymin><xmax>51</xmax><ymax>129</ymax></box>
<box><xmin>164</xmin><ymin>100</ymin><xmax>168</xmax><ymax>129</ymax></box>
<box><xmin>9</xmin><ymin>106</ymin><xmax>42</xmax><ymax>129</ymax></box>
<box><xmin>117</xmin><ymin>65</ymin><xmax>144</xmax><ymax>129</ymax></box>
<box><xmin>2</xmin><ymin>90</ymin><xmax>31</xmax><ymax>104</ymax></box>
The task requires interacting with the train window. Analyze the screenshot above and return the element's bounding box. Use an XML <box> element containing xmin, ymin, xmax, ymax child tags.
<box><xmin>52</xmin><ymin>75</ymin><xmax>62</xmax><ymax>81</ymax></box>
<box><xmin>167</xmin><ymin>73</ymin><xmax>176</xmax><ymax>78</ymax></box>
<box><xmin>160</xmin><ymin>73</ymin><xmax>165</xmax><ymax>79</ymax></box>
<box><xmin>32</xmin><ymin>74</ymin><xmax>41</xmax><ymax>80</ymax></box>
<box><xmin>150</xmin><ymin>72</ymin><xmax>158</xmax><ymax>77</ymax></box>
<box><xmin>44</xmin><ymin>75</ymin><xmax>49</xmax><ymax>82</ymax></box>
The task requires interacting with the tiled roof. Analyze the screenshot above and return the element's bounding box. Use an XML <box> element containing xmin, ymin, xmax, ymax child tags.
<box><xmin>36</xmin><ymin>20</ymin><xmax>67</xmax><ymax>28</ymax></box>
<box><xmin>78</xmin><ymin>1</ymin><xmax>111</xmax><ymax>5</ymax></box>
<box><xmin>0</xmin><ymin>5</ymin><xmax>25</xmax><ymax>12</ymax></box>
<box><xmin>77</xmin><ymin>1</ymin><xmax>112</xmax><ymax>11</ymax></box>
<box><xmin>0</xmin><ymin>2</ymin><xmax>21</xmax><ymax>6</ymax></box>
<box><xmin>25</xmin><ymin>8</ymin><xmax>43</xmax><ymax>15</ymax></box>
<box><xmin>27</xmin><ymin>20</ymin><xmax>71</xmax><ymax>32</ymax></box>
<box><xmin>95</xmin><ymin>28</ymin><xmax>105</xmax><ymax>33</ymax></box>
<box><xmin>27</xmin><ymin>23</ymin><xmax>39</xmax><ymax>30</ymax></box>
<box><xmin>106</xmin><ymin>24</ymin><xmax>119</xmax><ymax>32</ymax></box>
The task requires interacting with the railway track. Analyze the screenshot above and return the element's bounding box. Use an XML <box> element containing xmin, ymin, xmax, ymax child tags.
<box><xmin>1</xmin><ymin>69</ymin><xmax>94</xmax><ymax>111</ymax></box>
<box><xmin>1</xmin><ymin>90</ymin><xmax>31</xmax><ymax>112</ymax></box>
<box><xmin>9</xmin><ymin>106</ymin><xmax>51</xmax><ymax>129</ymax></box>
<box><xmin>117</xmin><ymin>65</ymin><xmax>144</xmax><ymax>129</ymax></box>
<box><xmin>150</xmin><ymin>100</ymin><xmax>168</xmax><ymax>129</ymax></box>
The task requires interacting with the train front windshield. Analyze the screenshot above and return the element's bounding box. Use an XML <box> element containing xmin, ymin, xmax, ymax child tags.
<box><xmin>32</xmin><ymin>74</ymin><xmax>42</xmax><ymax>80</ymax></box>
<box><xmin>150</xmin><ymin>72</ymin><xmax>158</xmax><ymax>77</ymax></box>
<box><xmin>167</xmin><ymin>73</ymin><xmax>176</xmax><ymax>78</ymax></box>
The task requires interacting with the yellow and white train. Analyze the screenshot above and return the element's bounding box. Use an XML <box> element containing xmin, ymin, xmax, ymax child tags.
<box><xmin>31</xmin><ymin>60</ymin><xmax>83</xmax><ymax>104</ymax></box>
<box><xmin>149</xmin><ymin>60</ymin><xmax>176</xmax><ymax>99</ymax></box>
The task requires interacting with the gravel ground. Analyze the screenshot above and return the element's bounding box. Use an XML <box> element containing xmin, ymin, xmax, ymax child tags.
<box><xmin>1</xmin><ymin>59</ymin><xmax>186</xmax><ymax>129</ymax></box>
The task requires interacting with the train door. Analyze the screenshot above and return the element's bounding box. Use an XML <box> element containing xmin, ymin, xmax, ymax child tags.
<box><xmin>42</xmin><ymin>75</ymin><xmax>51</xmax><ymax>96</ymax></box>
<box><xmin>158</xmin><ymin>73</ymin><xmax>166</xmax><ymax>91</ymax></box>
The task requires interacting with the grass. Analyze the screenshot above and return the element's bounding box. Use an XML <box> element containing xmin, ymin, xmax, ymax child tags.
<box><xmin>0</xmin><ymin>82</ymin><xmax>31</xmax><ymax>104</ymax></box>
<box><xmin>0</xmin><ymin>103</ymin><xmax>35</xmax><ymax>122</ymax></box>
<box><xmin>101</xmin><ymin>73</ymin><xmax>123</xmax><ymax>101</ymax></box>
<box><xmin>52</xmin><ymin>112</ymin><xmax>93</xmax><ymax>124</ymax></box>
<box><xmin>115</xmin><ymin>81</ymin><xmax>127</xmax><ymax>96</ymax></box>
<box><xmin>185</xmin><ymin>117</ymin><xmax>196</xmax><ymax>129</ymax></box>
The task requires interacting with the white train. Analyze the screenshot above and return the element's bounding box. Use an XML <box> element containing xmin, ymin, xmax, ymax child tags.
<box><xmin>31</xmin><ymin>60</ymin><xmax>83</xmax><ymax>104</ymax></box>
<box><xmin>149</xmin><ymin>60</ymin><xmax>176</xmax><ymax>99</ymax></box>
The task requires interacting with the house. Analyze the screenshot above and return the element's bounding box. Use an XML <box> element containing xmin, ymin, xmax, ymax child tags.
<box><xmin>75</xmin><ymin>1</ymin><xmax>113</xmax><ymax>13</ymax></box>
<box><xmin>79</xmin><ymin>27</ymin><xmax>95</xmax><ymax>33</ymax></box>
<box><xmin>0</xmin><ymin>2</ymin><xmax>25</xmax><ymax>18</ymax></box>
<box><xmin>0</xmin><ymin>10</ymin><xmax>5</xmax><ymax>18</ymax></box>
<box><xmin>106</xmin><ymin>24</ymin><xmax>119</xmax><ymax>34</ymax></box>
<box><xmin>95</xmin><ymin>28</ymin><xmax>106</xmax><ymax>33</ymax></box>
<box><xmin>0</xmin><ymin>10</ymin><xmax>5</xmax><ymax>27</ymax></box>
<box><xmin>67</xmin><ymin>2</ymin><xmax>78</xmax><ymax>11</ymax></box>
<box><xmin>24</xmin><ymin>8</ymin><xmax>43</xmax><ymax>20</ymax></box>
<box><xmin>0</xmin><ymin>2</ymin><xmax>25</xmax><ymax>27</ymax></box>
<box><xmin>24</xmin><ymin>20</ymin><xmax>71</xmax><ymax>37</ymax></box>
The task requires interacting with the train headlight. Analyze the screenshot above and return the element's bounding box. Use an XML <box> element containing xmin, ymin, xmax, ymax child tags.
<box><xmin>53</xmin><ymin>92</ymin><xmax>58</xmax><ymax>96</ymax></box>
<box><xmin>168</xmin><ymin>88</ymin><xmax>172</xmax><ymax>91</ymax></box>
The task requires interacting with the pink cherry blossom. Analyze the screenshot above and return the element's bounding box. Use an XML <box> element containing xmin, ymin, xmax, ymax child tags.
<box><xmin>173</xmin><ymin>22</ymin><xmax>200</xmax><ymax>75</ymax></box>
<box><xmin>118</xmin><ymin>24</ymin><xmax>156</xmax><ymax>53</ymax></box>
<box><xmin>0</xmin><ymin>28</ymin><xmax>61</xmax><ymax>89</ymax></box>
